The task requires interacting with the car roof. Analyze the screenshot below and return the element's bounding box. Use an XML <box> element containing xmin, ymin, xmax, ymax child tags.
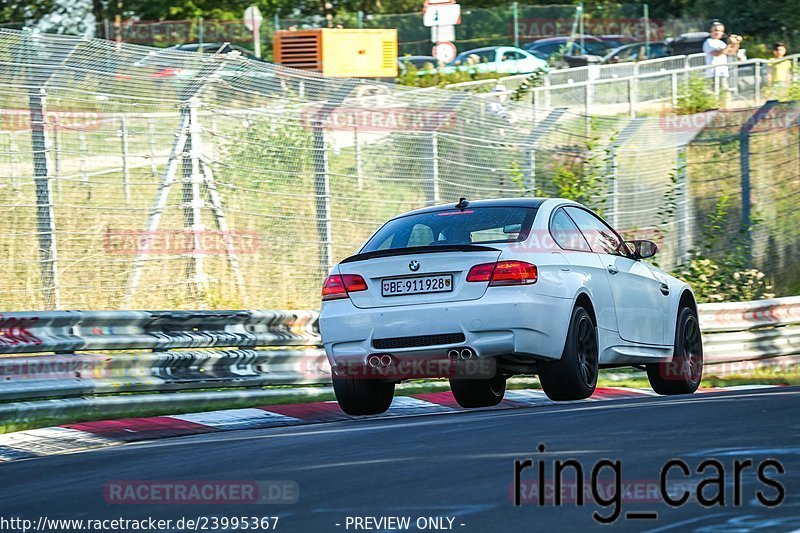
<box><xmin>397</xmin><ymin>198</ymin><xmax>550</xmax><ymax>217</ymax></box>
<box><xmin>457</xmin><ymin>46</ymin><xmax>500</xmax><ymax>54</ymax></box>
<box><xmin>531</xmin><ymin>35</ymin><xmax>603</xmax><ymax>44</ymax></box>
<box><xmin>603</xmin><ymin>42</ymin><xmax>666</xmax><ymax>58</ymax></box>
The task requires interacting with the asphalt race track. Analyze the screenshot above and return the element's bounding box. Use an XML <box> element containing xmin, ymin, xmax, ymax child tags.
<box><xmin>1</xmin><ymin>387</ymin><xmax>798</xmax><ymax>532</ymax></box>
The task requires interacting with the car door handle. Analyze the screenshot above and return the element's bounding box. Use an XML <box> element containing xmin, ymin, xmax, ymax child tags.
<box><xmin>607</xmin><ymin>265</ymin><xmax>618</xmax><ymax>275</ymax></box>
<box><xmin>660</xmin><ymin>283</ymin><xmax>670</xmax><ymax>296</ymax></box>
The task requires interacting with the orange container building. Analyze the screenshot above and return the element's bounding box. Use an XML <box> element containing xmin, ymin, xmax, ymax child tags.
<box><xmin>273</xmin><ymin>28</ymin><xmax>398</xmax><ymax>78</ymax></box>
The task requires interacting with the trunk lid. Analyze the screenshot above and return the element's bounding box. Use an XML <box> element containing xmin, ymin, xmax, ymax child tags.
<box><xmin>338</xmin><ymin>245</ymin><xmax>502</xmax><ymax>309</ymax></box>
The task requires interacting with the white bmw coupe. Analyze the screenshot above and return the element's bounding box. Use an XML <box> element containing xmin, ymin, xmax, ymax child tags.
<box><xmin>320</xmin><ymin>198</ymin><xmax>703</xmax><ymax>415</ymax></box>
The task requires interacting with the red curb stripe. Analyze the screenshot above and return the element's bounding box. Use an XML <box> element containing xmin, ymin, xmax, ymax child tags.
<box><xmin>261</xmin><ymin>402</ymin><xmax>345</xmax><ymax>421</ymax></box>
<box><xmin>592</xmin><ymin>387</ymin><xmax>650</xmax><ymax>399</ymax></box>
<box><xmin>411</xmin><ymin>391</ymin><xmax>463</xmax><ymax>409</ymax></box>
<box><xmin>64</xmin><ymin>417</ymin><xmax>217</xmax><ymax>441</ymax></box>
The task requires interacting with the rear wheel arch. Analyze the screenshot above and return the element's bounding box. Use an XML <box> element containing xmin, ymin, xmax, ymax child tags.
<box><xmin>575</xmin><ymin>292</ymin><xmax>597</xmax><ymax>326</ymax></box>
<box><xmin>679</xmin><ymin>289</ymin><xmax>697</xmax><ymax>315</ymax></box>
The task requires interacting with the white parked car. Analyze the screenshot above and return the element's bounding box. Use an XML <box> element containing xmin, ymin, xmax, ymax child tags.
<box><xmin>320</xmin><ymin>198</ymin><xmax>703</xmax><ymax>415</ymax></box>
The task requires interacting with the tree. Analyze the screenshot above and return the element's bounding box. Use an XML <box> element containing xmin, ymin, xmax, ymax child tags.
<box><xmin>34</xmin><ymin>0</ymin><xmax>95</xmax><ymax>36</ymax></box>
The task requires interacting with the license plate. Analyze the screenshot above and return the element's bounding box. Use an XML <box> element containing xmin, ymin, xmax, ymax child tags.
<box><xmin>381</xmin><ymin>275</ymin><xmax>453</xmax><ymax>297</ymax></box>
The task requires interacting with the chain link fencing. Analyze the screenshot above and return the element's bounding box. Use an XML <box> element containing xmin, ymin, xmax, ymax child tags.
<box><xmin>0</xmin><ymin>29</ymin><xmax>797</xmax><ymax>311</ymax></box>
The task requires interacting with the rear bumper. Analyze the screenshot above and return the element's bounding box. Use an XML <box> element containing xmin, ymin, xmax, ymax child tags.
<box><xmin>319</xmin><ymin>288</ymin><xmax>573</xmax><ymax>366</ymax></box>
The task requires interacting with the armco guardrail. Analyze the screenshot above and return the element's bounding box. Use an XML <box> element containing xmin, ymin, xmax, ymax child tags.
<box><xmin>0</xmin><ymin>310</ymin><xmax>327</xmax><ymax>403</ymax></box>
<box><xmin>0</xmin><ymin>297</ymin><xmax>797</xmax><ymax>409</ymax></box>
<box><xmin>699</xmin><ymin>296</ymin><xmax>800</xmax><ymax>364</ymax></box>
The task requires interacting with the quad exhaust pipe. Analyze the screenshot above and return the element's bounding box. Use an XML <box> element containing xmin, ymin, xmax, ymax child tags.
<box><xmin>448</xmin><ymin>347</ymin><xmax>475</xmax><ymax>361</ymax></box>
<box><xmin>368</xmin><ymin>354</ymin><xmax>395</xmax><ymax>367</ymax></box>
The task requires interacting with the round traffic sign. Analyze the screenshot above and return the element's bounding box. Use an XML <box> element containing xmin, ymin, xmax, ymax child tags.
<box><xmin>432</xmin><ymin>41</ymin><xmax>457</xmax><ymax>64</ymax></box>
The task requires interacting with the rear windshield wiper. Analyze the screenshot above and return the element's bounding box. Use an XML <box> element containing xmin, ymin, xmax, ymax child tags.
<box><xmin>340</xmin><ymin>244</ymin><xmax>500</xmax><ymax>264</ymax></box>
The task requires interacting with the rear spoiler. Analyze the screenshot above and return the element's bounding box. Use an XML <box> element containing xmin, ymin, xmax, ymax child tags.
<box><xmin>340</xmin><ymin>244</ymin><xmax>500</xmax><ymax>264</ymax></box>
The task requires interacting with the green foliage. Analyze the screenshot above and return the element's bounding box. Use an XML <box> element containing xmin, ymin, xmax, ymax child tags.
<box><xmin>544</xmin><ymin>122</ymin><xmax>616</xmax><ymax>214</ymax></box>
<box><xmin>396</xmin><ymin>60</ymin><xmax>502</xmax><ymax>88</ymax></box>
<box><xmin>509</xmin><ymin>69</ymin><xmax>546</xmax><ymax>102</ymax></box>
<box><xmin>676</xmin><ymin>75</ymin><xmax>719</xmax><ymax>115</ymax></box>
<box><xmin>508</xmin><ymin>160</ymin><xmax>533</xmax><ymax>196</ymax></box>
<box><xmin>552</xmin><ymin>164</ymin><xmax>605</xmax><ymax>209</ymax></box>
<box><xmin>672</xmin><ymin>195</ymin><xmax>774</xmax><ymax>302</ymax></box>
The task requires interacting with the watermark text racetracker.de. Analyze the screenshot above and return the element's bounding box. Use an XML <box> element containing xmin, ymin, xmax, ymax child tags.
<box><xmin>300</xmin><ymin>106</ymin><xmax>457</xmax><ymax>132</ymax></box>
<box><xmin>512</xmin><ymin>443</ymin><xmax>787</xmax><ymax>524</ymax></box>
<box><xmin>103</xmin><ymin>479</ymin><xmax>298</xmax><ymax>505</ymax></box>
<box><xmin>0</xmin><ymin>109</ymin><xmax>105</xmax><ymax>132</ymax></box>
<box><xmin>0</xmin><ymin>516</ymin><xmax>280</xmax><ymax>532</ymax></box>
<box><xmin>104</xmin><ymin>229</ymin><xmax>261</xmax><ymax>255</ymax></box>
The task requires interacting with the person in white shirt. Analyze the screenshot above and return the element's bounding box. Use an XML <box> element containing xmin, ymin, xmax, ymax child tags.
<box><xmin>702</xmin><ymin>22</ymin><xmax>741</xmax><ymax>101</ymax></box>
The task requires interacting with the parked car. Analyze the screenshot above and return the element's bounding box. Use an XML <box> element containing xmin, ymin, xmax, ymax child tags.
<box><xmin>170</xmin><ymin>42</ymin><xmax>261</xmax><ymax>61</ymax></box>
<box><xmin>398</xmin><ymin>55</ymin><xmax>437</xmax><ymax>74</ymax></box>
<box><xmin>665</xmin><ymin>32</ymin><xmax>711</xmax><ymax>56</ymax></box>
<box><xmin>320</xmin><ymin>197</ymin><xmax>703</xmax><ymax>415</ymax></box>
<box><xmin>524</xmin><ymin>35</ymin><xmax>611</xmax><ymax>67</ymax></box>
<box><xmin>602</xmin><ymin>42</ymin><xmax>668</xmax><ymax>63</ymax></box>
<box><xmin>597</xmin><ymin>34</ymin><xmax>638</xmax><ymax>49</ymax></box>
<box><xmin>120</xmin><ymin>43</ymin><xmax>273</xmax><ymax>86</ymax></box>
<box><xmin>441</xmin><ymin>46</ymin><xmax>548</xmax><ymax>75</ymax></box>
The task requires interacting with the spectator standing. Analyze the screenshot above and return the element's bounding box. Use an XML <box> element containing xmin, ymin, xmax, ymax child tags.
<box><xmin>768</xmin><ymin>42</ymin><xmax>792</xmax><ymax>99</ymax></box>
<box><xmin>703</xmin><ymin>21</ymin><xmax>742</xmax><ymax>103</ymax></box>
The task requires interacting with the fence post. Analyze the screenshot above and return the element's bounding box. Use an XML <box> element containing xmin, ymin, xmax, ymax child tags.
<box><xmin>312</xmin><ymin>122</ymin><xmax>333</xmax><ymax>275</ymax></box>
<box><xmin>28</xmin><ymin>87</ymin><xmax>60</xmax><ymax>309</ymax></box>
<box><xmin>125</xmin><ymin>108</ymin><xmax>190</xmax><ymax>306</ymax></box>
<box><xmin>754</xmin><ymin>61</ymin><xmax>761</xmax><ymax>105</ymax></box>
<box><xmin>739</xmin><ymin>100</ymin><xmax>779</xmax><ymax>261</ymax></box>
<box><xmin>52</xmin><ymin>122</ymin><xmax>62</xmax><ymax>199</ymax></box>
<box><xmin>354</xmin><ymin>125</ymin><xmax>363</xmax><ymax>190</ymax></box>
<box><xmin>584</xmin><ymin>81</ymin><xmax>592</xmax><ymax>116</ymax></box>
<box><xmin>675</xmin><ymin>147</ymin><xmax>690</xmax><ymax>263</ymax></box>
<box><xmin>630</xmin><ymin>62</ymin><xmax>639</xmax><ymax>117</ymax></box>
<box><xmin>78</xmin><ymin>130</ymin><xmax>89</xmax><ymax>198</ymax></box>
<box><xmin>147</xmin><ymin>118</ymin><xmax>158</xmax><ymax>176</ymax></box>
<box><xmin>185</xmin><ymin>97</ymin><xmax>207</xmax><ymax>301</ymax></box>
<box><xmin>628</xmin><ymin>77</ymin><xmax>637</xmax><ymax>118</ymax></box>
<box><xmin>424</xmin><ymin>130</ymin><xmax>440</xmax><ymax>206</ymax></box>
<box><xmin>512</xmin><ymin>2</ymin><xmax>519</xmax><ymax>49</ymax></box>
<box><xmin>543</xmin><ymin>75</ymin><xmax>551</xmax><ymax>109</ymax></box>
<box><xmin>671</xmin><ymin>71</ymin><xmax>679</xmax><ymax>109</ymax></box>
<box><xmin>120</xmin><ymin>115</ymin><xmax>131</xmax><ymax>202</ymax></box>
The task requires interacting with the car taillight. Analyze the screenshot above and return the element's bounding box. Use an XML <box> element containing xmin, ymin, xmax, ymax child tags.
<box><xmin>322</xmin><ymin>274</ymin><xmax>368</xmax><ymax>301</ymax></box>
<box><xmin>466</xmin><ymin>263</ymin><xmax>496</xmax><ymax>282</ymax></box>
<box><xmin>467</xmin><ymin>261</ymin><xmax>537</xmax><ymax>286</ymax></box>
<box><xmin>490</xmin><ymin>261</ymin><xmax>538</xmax><ymax>285</ymax></box>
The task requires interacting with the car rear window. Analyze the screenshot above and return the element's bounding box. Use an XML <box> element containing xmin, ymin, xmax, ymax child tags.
<box><xmin>361</xmin><ymin>207</ymin><xmax>538</xmax><ymax>252</ymax></box>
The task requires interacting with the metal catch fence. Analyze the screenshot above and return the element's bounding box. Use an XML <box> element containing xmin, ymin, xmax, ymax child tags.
<box><xmin>0</xmin><ymin>29</ymin><xmax>798</xmax><ymax>311</ymax></box>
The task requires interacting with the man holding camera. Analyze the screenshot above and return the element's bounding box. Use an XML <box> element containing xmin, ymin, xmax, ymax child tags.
<box><xmin>703</xmin><ymin>21</ymin><xmax>742</xmax><ymax>103</ymax></box>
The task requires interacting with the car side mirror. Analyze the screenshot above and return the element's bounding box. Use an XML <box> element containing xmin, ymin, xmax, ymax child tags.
<box><xmin>625</xmin><ymin>239</ymin><xmax>658</xmax><ymax>259</ymax></box>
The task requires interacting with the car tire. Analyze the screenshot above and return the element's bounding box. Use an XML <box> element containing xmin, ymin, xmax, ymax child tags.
<box><xmin>332</xmin><ymin>376</ymin><xmax>395</xmax><ymax>416</ymax></box>
<box><xmin>449</xmin><ymin>375</ymin><xmax>506</xmax><ymax>408</ymax></box>
<box><xmin>647</xmin><ymin>307</ymin><xmax>703</xmax><ymax>395</ymax></box>
<box><xmin>539</xmin><ymin>305</ymin><xmax>598</xmax><ymax>401</ymax></box>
